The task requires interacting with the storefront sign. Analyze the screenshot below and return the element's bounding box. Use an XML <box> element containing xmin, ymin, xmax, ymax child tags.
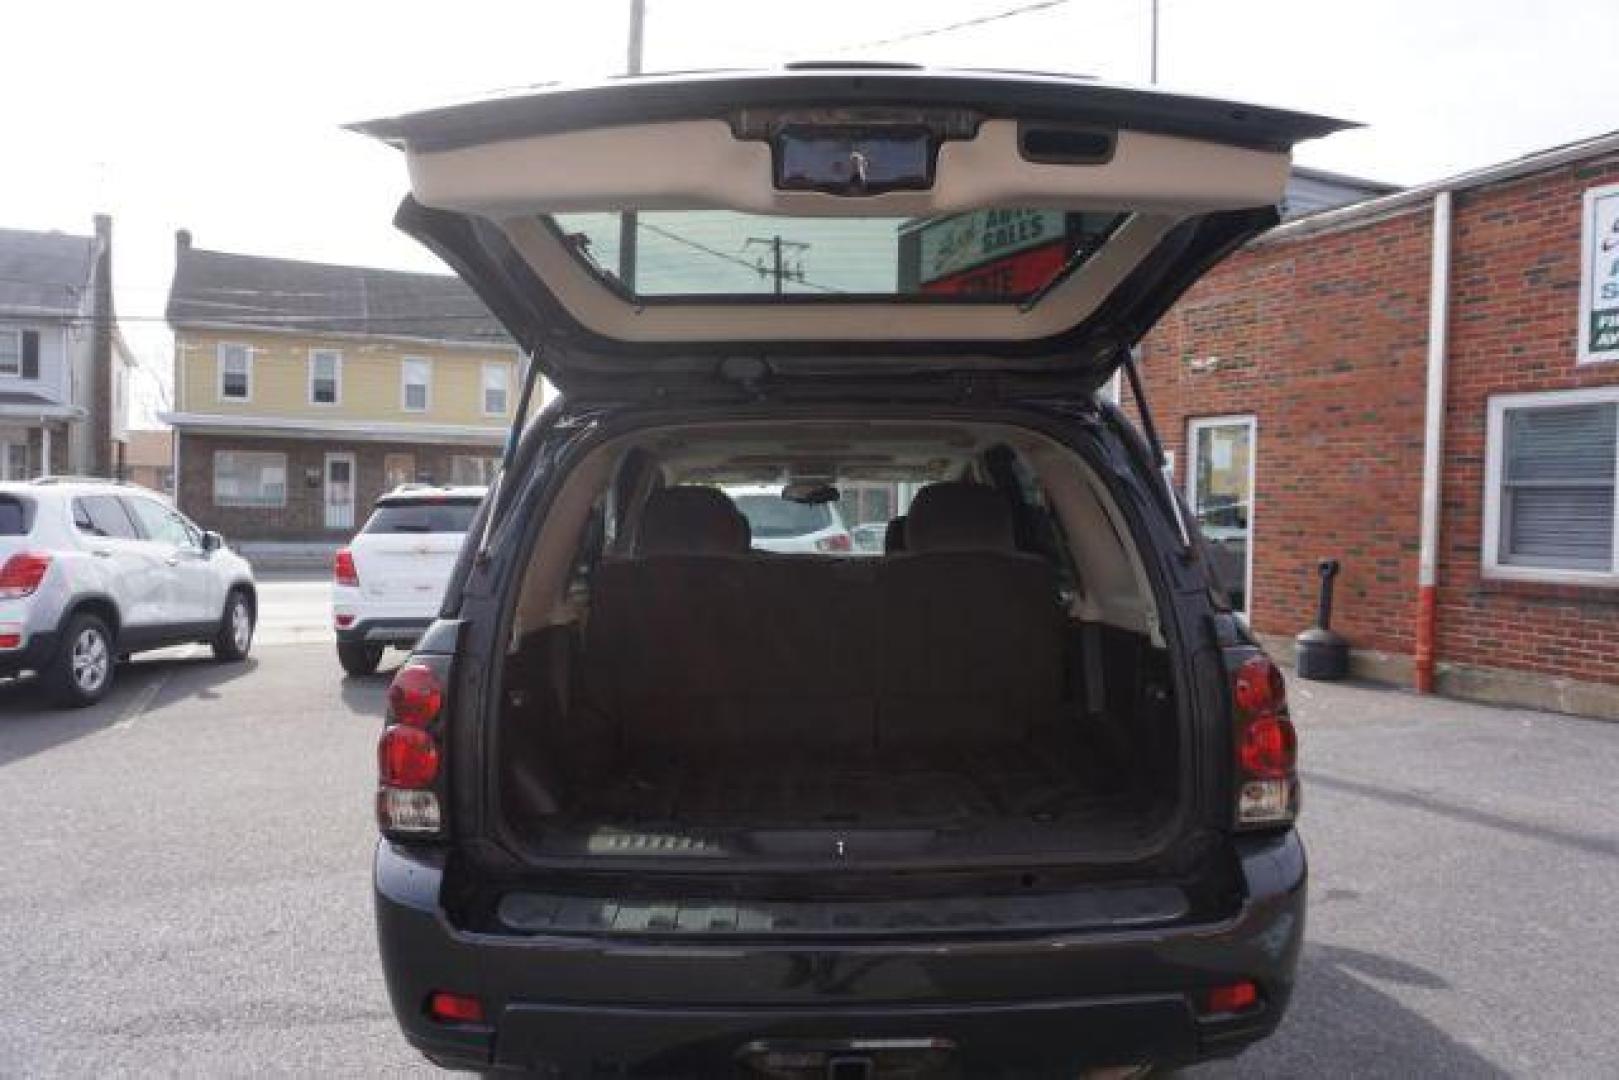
<box><xmin>916</xmin><ymin>209</ymin><xmax>1066</xmax><ymax>284</ymax></box>
<box><xmin>1579</xmin><ymin>182</ymin><xmax>1619</xmax><ymax>363</ymax></box>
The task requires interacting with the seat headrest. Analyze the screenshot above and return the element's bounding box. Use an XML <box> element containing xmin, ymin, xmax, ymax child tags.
<box><xmin>904</xmin><ymin>483</ymin><xmax>1015</xmax><ymax>553</ymax></box>
<box><xmin>637</xmin><ymin>486</ymin><xmax>751</xmax><ymax>556</ymax></box>
<box><xmin>883</xmin><ymin>515</ymin><xmax>908</xmax><ymax>555</ymax></box>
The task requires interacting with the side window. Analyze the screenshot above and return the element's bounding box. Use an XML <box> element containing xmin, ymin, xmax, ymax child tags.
<box><xmin>78</xmin><ymin>495</ymin><xmax>140</xmax><ymax>539</ymax></box>
<box><xmin>123</xmin><ymin>498</ymin><xmax>195</xmax><ymax>546</ymax></box>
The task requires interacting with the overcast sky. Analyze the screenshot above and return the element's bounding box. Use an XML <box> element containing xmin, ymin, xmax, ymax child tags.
<box><xmin>3</xmin><ymin>0</ymin><xmax>1616</xmax><ymax>423</ymax></box>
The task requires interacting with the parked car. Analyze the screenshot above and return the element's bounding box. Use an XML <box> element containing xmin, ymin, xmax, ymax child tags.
<box><xmin>0</xmin><ymin>478</ymin><xmax>256</xmax><ymax>706</ymax></box>
<box><xmin>332</xmin><ymin>485</ymin><xmax>486</xmax><ymax>676</ymax></box>
<box><xmin>355</xmin><ymin>68</ymin><xmax>1330</xmax><ymax>1076</ymax></box>
<box><xmin>726</xmin><ymin>484</ymin><xmax>854</xmax><ymax>553</ymax></box>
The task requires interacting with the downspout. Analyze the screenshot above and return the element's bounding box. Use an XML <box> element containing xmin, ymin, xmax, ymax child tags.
<box><xmin>1415</xmin><ymin>191</ymin><xmax>1453</xmax><ymax>693</ymax></box>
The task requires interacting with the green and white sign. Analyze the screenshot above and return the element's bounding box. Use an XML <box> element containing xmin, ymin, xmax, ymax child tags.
<box><xmin>1580</xmin><ymin>182</ymin><xmax>1619</xmax><ymax>363</ymax></box>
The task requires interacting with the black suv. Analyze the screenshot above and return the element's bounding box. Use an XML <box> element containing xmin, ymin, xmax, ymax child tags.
<box><xmin>354</xmin><ymin>68</ymin><xmax>1334</xmax><ymax>1077</ymax></box>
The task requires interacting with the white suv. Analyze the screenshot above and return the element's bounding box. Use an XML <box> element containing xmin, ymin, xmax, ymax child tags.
<box><xmin>331</xmin><ymin>485</ymin><xmax>484</xmax><ymax>676</ymax></box>
<box><xmin>0</xmin><ymin>478</ymin><xmax>257</xmax><ymax>707</ymax></box>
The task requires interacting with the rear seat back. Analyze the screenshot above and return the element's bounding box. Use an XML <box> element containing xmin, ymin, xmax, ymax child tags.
<box><xmin>583</xmin><ymin>483</ymin><xmax>1063</xmax><ymax>756</ymax></box>
<box><xmin>877</xmin><ymin>483</ymin><xmax>1064</xmax><ymax>747</ymax></box>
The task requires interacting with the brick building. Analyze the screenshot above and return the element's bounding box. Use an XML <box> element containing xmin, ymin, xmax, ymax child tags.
<box><xmin>162</xmin><ymin>233</ymin><xmax>528</xmax><ymax>546</ymax></box>
<box><xmin>1137</xmin><ymin>131</ymin><xmax>1619</xmax><ymax>719</ymax></box>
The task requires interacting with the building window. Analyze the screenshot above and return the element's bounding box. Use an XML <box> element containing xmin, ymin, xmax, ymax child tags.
<box><xmin>451</xmin><ymin>455</ymin><xmax>500</xmax><ymax>485</ymax></box>
<box><xmin>309</xmin><ymin>349</ymin><xmax>342</xmax><ymax>405</ymax></box>
<box><xmin>213</xmin><ymin>450</ymin><xmax>287</xmax><ymax>508</ymax></box>
<box><xmin>483</xmin><ymin>362</ymin><xmax>512</xmax><ymax>416</ymax></box>
<box><xmin>0</xmin><ymin>328</ymin><xmax>39</xmax><ymax>378</ymax></box>
<box><xmin>218</xmin><ymin>343</ymin><xmax>251</xmax><ymax>401</ymax></box>
<box><xmin>384</xmin><ymin>453</ymin><xmax>416</xmax><ymax>489</ymax></box>
<box><xmin>402</xmin><ymin>358</ymin><xmax>431</xmax><ymax>412</ymax></box>
<box><xmin>1484</xmin><ymin>389</ymin><xmax>1619</xmax><ymax>583</ymax></box>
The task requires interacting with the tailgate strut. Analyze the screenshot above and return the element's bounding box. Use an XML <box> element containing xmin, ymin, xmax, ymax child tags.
<box><xmin>1121</xmin><ymin>346</ymin><xmax>1193</xmax><ymax>550</ymax></box>
<box><xmin>477</xmin><ymin>348</ymin><xmax>547</xmax><ymax>562</ymax></box>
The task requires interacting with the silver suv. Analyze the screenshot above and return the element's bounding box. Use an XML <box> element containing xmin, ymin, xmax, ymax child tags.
<box><xmin>0</xmin><ymin>479</ymin><xmax>257</xmax><ymax>707</ymax></box>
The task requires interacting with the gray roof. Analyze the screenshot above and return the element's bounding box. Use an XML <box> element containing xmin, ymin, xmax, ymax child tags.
<box><xmin>166</xmin><ymin>242</ymin><xmax>512</xmax><ymax>346</ymax></box>
<box><xmin>0</xmin><ymin>227</ymin><xmax>95</xmax><ymax>316</ymax></box>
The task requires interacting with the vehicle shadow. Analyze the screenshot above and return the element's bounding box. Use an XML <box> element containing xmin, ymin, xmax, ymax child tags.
<box><xmin>0</xmin><ymin>651</ymin><xmax>259</xmax><ymax>769</ymax></box>
<box><xmin>1195</xmin><ymin>941</ymin><xmax>1510</xmax><ymax>1077</ymax></box>
<box><xmin>339</xmin><ymin>666</ymin><xmax>398</xmax><ymax>720</ymax></box>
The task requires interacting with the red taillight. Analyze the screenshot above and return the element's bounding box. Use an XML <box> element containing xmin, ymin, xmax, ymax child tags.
<box><xmin>0</xmin><ymin>552</ymin><xmax>51</xmax><ymax>599</ymax></box>
<box><xmin>1202</xmin><ymin>980</ymin><xmax>1260</xmax><ymax>1015</ymax></box>
<box><xmin>334</xmin><ymin>613</ymin><xmax>354</xmax><ymax>629</ymax></box>
<box><xmin>1232</xmin><ymin>654</ymin><xmax>1285</xmax><ymax>714</ymax></box>
<box><xmin>387</xmin><ymin>662</ymin><xmax>443</xmax><ymax>728</ymax></box>
<box><xmin>0</xmin><ymin>632</ymin><xmax>21</xmax><ymax>649</ymax></box>
<box><xmin>334</xmin><ymin>548</ymin><xmax>359</xmax><ymax>587</ymax></box>
<box><xmin>427</xmin><ymin>991</ymin><xmax>485</xmax><ymax>1025</ymax></box>
<box><xmin>1231</xmin><ymin>655</ymin><xmax>1298</xmax><ymax>827</ymax></box>
<box><xmin>1239</xmin><ymin>714</ymin><xmax>1297</xmax><ymax>779</ymax></box>
<box><xmin>379</xmin><ymin>725</ymin><xmax>440</xmax><ymax>788</ymax></box>
<box><xmin>815</xmin><ymin>532</ymin><xmax>854</xmax><ymax>553</ymax></box>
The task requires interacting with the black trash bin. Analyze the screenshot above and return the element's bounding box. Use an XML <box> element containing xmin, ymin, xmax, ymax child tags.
<box><xmin>1295</xmin><ymin>559</ymin><xmax>1350</xmax><ymax>681</ymax></box>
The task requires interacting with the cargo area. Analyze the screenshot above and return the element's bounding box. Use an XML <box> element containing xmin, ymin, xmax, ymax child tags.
<box><xmin>490</xmin><ymin>421</ymin><xmax>1185</xmax><ymax>869</ymax></box>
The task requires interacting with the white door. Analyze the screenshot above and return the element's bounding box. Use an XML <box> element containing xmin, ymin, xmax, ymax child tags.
<box><xmin>1186</xmin><ymin>416</ymin><xmax>1257</xmax><ymax>618</ymax></box>
<box><xmin>122</xmin><ymin>495</ymin><xmax>217</xmax><ymax>623</ymax></box>
<box><xmin>71</xmin><ymin>494</ymin><xmax>170</xmax><ymax>628</ymax></box>
<box><xmin>324</xmin><ymin>453</ymin><xmax>356</xmax><ymax>531</ymax></box>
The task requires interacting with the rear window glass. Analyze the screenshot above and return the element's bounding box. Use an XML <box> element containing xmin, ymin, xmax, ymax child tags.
<box><xmin>732</xmin><ymin>494</ymin><xmax>833</xmax><ymax>539</ymax></box>
<box><xmin>363</xmin><ymin>501</ymin><xmax>480</xmax><ymax>534</ymax></box>
<box><xmin>0</xmin><ymin>496</ymin><xmax>32</xmax><ymax>536</ymax></box>
<box><xmin>547</xmin><ymin>209</ymin><xmax>1127</xmax><ymax>303</ymax></box>
<box><xmin>73</xmin><ymin>495</ymin><xmax>140</xmax><ymax>539</ymax></box>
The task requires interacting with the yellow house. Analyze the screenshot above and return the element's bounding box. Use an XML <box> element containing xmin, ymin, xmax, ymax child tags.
<box><xmin>162</xmin><ymin>232</ymin><xmax>530</xmax><ymax>542</ymax></box>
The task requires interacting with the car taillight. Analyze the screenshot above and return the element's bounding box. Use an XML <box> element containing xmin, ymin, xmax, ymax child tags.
<box><xmin>334</xmin><ymin>548</ymin><xmax>359</xmax><ymax>587</ymax></box>
<box><xmin>387</xmin><ymin>662</ymin><xmax>443</xmax><ymax>727</ymax></box>
<box><xmin>378</xmin><ymin>657</ymin><xmax>449</xmax><ymax>837</ymax></box>
<box><xmin>1231</xmin><ymin>654</ymin><xmax>1298</xmax><ymax>828</ymax></box>
<box><xmin>815</xmin><ymin>532</ymin><xmax>853</xmax><ymax>553</ymax></box>
<box><xmin>380</xmin><ymin>725</ymin><xmax>440</xmax><ymax>787</ymax></box>
<box><xmin>0</xmin><ymin>552</ymin><xmax>51</xmax><ymax>599</ymax></box>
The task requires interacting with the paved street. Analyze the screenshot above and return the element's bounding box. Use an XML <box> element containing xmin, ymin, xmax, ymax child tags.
<box><xmin>1</xmin><ymin>576</ymin><xmax>1617</xmax><ymax>1076</ymax></box>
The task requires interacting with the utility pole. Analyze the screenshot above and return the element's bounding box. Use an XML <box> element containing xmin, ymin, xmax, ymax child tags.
<box><xmin>744</xmin><ymin>236</ymin><xmax>810</xmax><ymax>294</ymax></box>
<box><xmin>618</xmin><ymin>0</ymin><xmax>646</xmax><ymax>291</ymax></box>
<box><xmin>1149</xmin><ymin>0</ymin><xmax>1159</xmax><ymax>85</ymax></box>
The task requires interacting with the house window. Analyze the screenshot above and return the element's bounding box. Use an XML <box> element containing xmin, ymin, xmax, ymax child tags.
<box><xmin>309</xmin><ymin>349</ymin><xmax>341</xmax><ymax>405</ymax></box>
<box><xmin>218</xmin><ymin>343</ymin><xmax>251</xmax><ymax>401</ymax></box>
<box><xmin>1485</xmin><ymin>389</ymin><xmax>1619</xmax><ymax>583</ymax></box>
<box><xmin>483</xmin><ymin>362</ymin><xmax>512</xmax><ymax>416</ymax></box>
<box><xmin>0</xmin><ymin>328</ymin><xmax>39</xmax><ymax>378</ymax></box>
<box><xmin>451</xmin><ymin>455</ymin><xmax>500</xmax><ymax>485</ymax></box>
<box><xmin>384</xmin><ymin>453</ymin><xmax>416</xmax><ymax>488</ymax></box>
<box><xmin>402</xmin><ymin>358</ymin><xmax>431</xmax><ymax>412</ymax></box>
<box><xmin>214</xmin><ymin>450</ymin><xmax>287</xmax><ymax>508</ymax></box>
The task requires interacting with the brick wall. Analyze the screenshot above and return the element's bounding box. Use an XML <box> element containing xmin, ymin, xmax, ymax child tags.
<box><xmin>1435</xmin><ymin>157</ymin><xmax>1619</xmax><ymax>685</ymax></box>
<box><xmin>177</xmin><ymin>432</ymin><xmax>499</xmax><ymax>541</ymax></box>
<box><xmin>1136</xmin><ymin>206</ymin><xmax>1434</xmax><ymax>659</ymax></box>
<box><xmin>1137</xmin><ymin>151</ymin><xmax>1619</xmax><ymax>695</ymax></box>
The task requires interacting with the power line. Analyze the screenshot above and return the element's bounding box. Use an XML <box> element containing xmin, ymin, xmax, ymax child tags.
<box><xmin>636</xmin><ymin>221</ymin><xmax>845</xmax><ymax>294</ymax></box>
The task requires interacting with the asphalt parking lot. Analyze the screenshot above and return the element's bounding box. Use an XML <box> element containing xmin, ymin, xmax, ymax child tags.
<box><xmin>1</xmin><ymin>576</ymin><xmax>1616</xmax><ymax>1077</ymax></box>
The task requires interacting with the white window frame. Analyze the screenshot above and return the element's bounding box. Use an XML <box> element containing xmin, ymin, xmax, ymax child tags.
<box><xmin>1186</xmin><ymin>414</ymin><xmax>1258</xmax><ymax>619</ymax></box>
<box><xmin>401</xmin><ymin>357</ymin><xmax>432</xmax><ymax>413</ymax></box>
<box><xmin>307</xmin><ymin>348</ymin><xmax>343</xmax><ymax>406</ymax></box>
<box><xmin>217</xmin><ymin>343</ymin><xmax>252</xmax><ymax>402</ymax></box>
<box><xmin>212</xmin><ymin>450</ymin><xmax>287</xmax><ymax>509</ymax></box>
<box><xmin>482</xmin><ymin>361</ymin><xmax>512</xmax><ymax>416</ymax></box>
<box><xmin>0</xmin><ymin>328</ymin><xmax>20</xmax><ymax>377</ymax></box>
<box><xmin>1482</xmin><ymin>386</ymin><xmax>1619</xmax><ymax>586</ymax></box>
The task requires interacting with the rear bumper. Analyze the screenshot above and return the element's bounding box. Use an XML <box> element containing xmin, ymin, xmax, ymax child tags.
<box><xmin>374</xmin><ymin>832</ymin><xmax>1308</xmax><ymax>1074</ymax></box>
<box><xmin>0</xmin><ymin>630</ymin><xmax>59</xmax><ymax>677</ymax></box>
<box><xmin>336</xmin><ymin>617</ymin><xmax>432</xmax><ymax>647</ymax></box>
